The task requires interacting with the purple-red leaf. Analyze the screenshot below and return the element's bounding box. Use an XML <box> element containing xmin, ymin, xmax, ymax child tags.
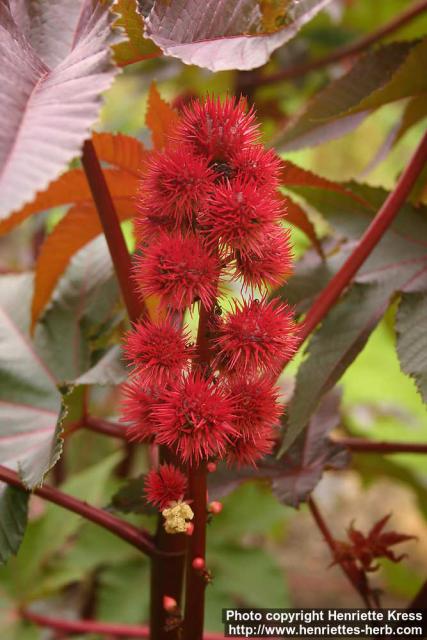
<box><xmin>271</xmin><ymin>389</ymin><xmax>349</xmax><ymax>507</ymax></box>
<box><xmin>0</xmin><ymin>0</ymin><xmax>121</xmax><ymax>218</ymax></box>
<box><xmin>139</xmin><ymin>0</ymin><xmax>333</xmax><ymax>71</ymax></box>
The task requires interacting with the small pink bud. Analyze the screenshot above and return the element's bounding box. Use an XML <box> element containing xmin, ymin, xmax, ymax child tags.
<box><xmin>209</xmin><ymin>501</ymin><xmax>223</xmax><ymax>514</ymax></box>
<box><xmin>186</xmin><ymin>522</ymin><xmax>194</xmax><ymax>536</ymax></box>
<box><xmin>163</xmin><ymin>596</ymin><xmax>177</xmax><ymax>611</ymax></box>
<box><xmin>207</xmin><ymin>462</ymin><xmax>217</xmax><ymax>473</ymax></box>
<box><xmin>192</xmin><ymin>557</ymin><xmax>205</xmax><ymax>570</ymax></box>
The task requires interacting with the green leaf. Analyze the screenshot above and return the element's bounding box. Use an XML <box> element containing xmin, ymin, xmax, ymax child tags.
<box><xmin>396</xmin><ymin>293</ymin><xmax>427</xmax><ymax>405</ymax></box>
<box><xmin>1</xmin><ymin>452</ymin><xmax>122</xmax><ymax>596</ymax></box>
<box><xmin>277</xmin><ymin>39</ymin><xmax>427</xmax><ymax>150</ymax></box>
<box><xmin>209</xmin><ymin>544</ymin><xmax>289</xmax><ymax>607</ymax></box>
<box><xmin>97</xmin><ymin>560</ymin><xmax>150</xmax><ymax>624</ymax></box>
<box><xmin>208</xmin><ymin>482</ymin><xmax>285</xmax><ymax>541</ymax></box>
<box><xmin>0</xmin><ymin>487</ymin><xmax>29</xmax><ymax>565</ymax></box>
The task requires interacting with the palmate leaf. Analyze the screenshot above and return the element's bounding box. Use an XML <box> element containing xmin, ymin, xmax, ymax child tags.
<box><xmin>396</xmin><ymin>292</ymin><xmax>427</xmax><ymax>405</ymax></box>
<box><xmin>278</xmin><ymin>184</ymin><xmax>427</xmax><ymax>452</ymax></box>
<box><xmin>0</xmin><ymin>238</ymin><xmax>119</xmax><ymax>563</ymax></box>
<box><xmin>138</xmin><ymin>0</ymin><xmax>333</xmax><ymax>71</ymax></box>
<box><xmin>113</xmin><ymin>0</ymin><xmax>161</xmax><ymax>65</ymax></box>
<box><xmin>272</xmin><ymin>389</ymin><xmax>349</xmax><ymax>507</ymax></box>
<box><xmin>276</xmin><ymin>38</ymin><xmax>427</xmax><ymax>150</ymax></box>
<box><xmin>208</xmin><ymin>391</ymin><xmax>348</xmax><ymax>506</ymax></box>
<box><xmin>0</xmin><ymin>0</ymin><xmax>121</xmax><ymax>219</ymax></box>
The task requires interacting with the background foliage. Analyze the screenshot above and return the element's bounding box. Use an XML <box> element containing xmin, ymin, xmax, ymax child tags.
<box><xmin>1</xmin><ymin>0</ymin><xmax>427</xmax><ymax>636</ymax></box>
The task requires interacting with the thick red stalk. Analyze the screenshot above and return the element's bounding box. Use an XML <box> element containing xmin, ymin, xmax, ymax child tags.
<box><xmin>248</xmin><ymin>0</ymin><xmax>427</xmax><ymax>87</ymax></box>
<box><xmin>183</xmin><ymin>303</ymin><xmax>214</xmax><ymax>640</ymax></box>
<box><xmin>21</xmin><ymin>609</ymin><xmax>225</xmax><ymax>639</ymax></box>
<box><xmin>0</xmin><ymin>465</ymin><xmax>155</xmax><ymax>556</ymax></box>
<box><xmin>298</xmin><ymin>128</ymin><xmax>427</xmax><ymax>346</ymax></box>
<box><xmin>337</xmin><ymin>437</ymin><xmax>427</xmax><ymax>455</ymax></box>
<box><xmin>150</xmin><ymin>448</ymin><xmax>187</xmax><ymax>640</ymax></box>
<box><xmin>81</xmin><ymin>139</ymin><xmax>145</xmax><ymax>323</ymax></box>
<box><xmin>307</xmin><ymin>497</ymin><xmax>373</xmax><ymax>608</ymax></box>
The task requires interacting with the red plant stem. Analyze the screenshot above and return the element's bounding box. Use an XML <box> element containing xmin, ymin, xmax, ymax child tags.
<box><xmin>21</xmin><ymin>609</ymin><xmax>226</xmax><ymax>639</ymax></box>
<box><xmin>250</xmin><ymin>0</ymin><xmax>427</xmax><ymax>87</ymax></box>
<box><xmin>150</xmin><ymin>448</ymin><xmax>187</xmax><ymax>640</ymax></box>
<box><xmin>307</xmin><ymin>497</ymin><xmax>373</xmax><ymax>608</ymax></box>
<box><xmin>0</xmin><ymin>465</ymin><xmax>155</xmax><ymax>557</ymax></box>
<box><xmin>81</xmin><ymin>139</ymin><xmax>145</xmax><ymax>323</ymax></box>
<box><xmin>183</xmin><ymin>302</ymin><xmax>213</xmax><ymax>640</ymax></box>
<box><xmin>298</xmin><ymin>128</ymin><xmax>427</xmax><ymax>346</ymax></box>
<box><xmin>337</xmin><ymin>437</ymin><xmax>427</xmax><ymax>455</ymax></box>
<box><xmin>84</xmin><ymin>416</ymin><xmax>127</xmax><ymax>439</ymax></box>
<box><xmin>184</xmin><ymin>462</ymin><xmax>208</xmax><ymax>640</ymax></box>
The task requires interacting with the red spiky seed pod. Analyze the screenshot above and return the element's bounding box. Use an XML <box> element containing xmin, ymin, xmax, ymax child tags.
<box><xmin>134</xmin><ymin>233</ymin><xmax>220</xmax><ymax>311</ymax></box>
<box><xmin>228</xmin><ymin>376</ymin><xmax>283</xmax><ymax>436</ymax></box>
<box><xmin>144</xmin><ymin>464</ymin><xmax>188</xmax><ymax>510</ymax></box>
<box><xmin>234</xmin><ymin>225</ymin><xmax>293</xmax><ymax>290</ymax></box>
<box><xmin>120</xmin><ymin>379</ymin><xmax>158</xmax><ymax>442</ymax></box>
<box><xmin>151</xmin><ymin>373</ymin><xmax>236</xmax><ymax>463</ymax></box>
<box><xmin>226</xmin><ymin>425</ymin><xmax>277</xmax><ymax>467</ymax></box>
<box><xmin>214</xmin><ymin>298</ymin><xmax>299</xmax><ymax>375</ymax></box>
<box><xmin>176</xmin><ymin>95</ymin><xmax>259</xmax><ymax>161</ymax></box>
<box><xmin>229</xmin><ymin>144</ymin><xmax>282</xmax><ymax>189</ymax></box>
<box><xmin>203</xmin><ymin>177</ymin><xmax>282</xmax><ymax>255</ymax></box>
<box><xmin>123</xmin><ymin>318</ymin><xmax>193</xmax><ymax>385</ymax></box>
<box><xmin>138</xmin><ymin>148</ymin><xmax>215</xmax><ymax>229</ymax></box>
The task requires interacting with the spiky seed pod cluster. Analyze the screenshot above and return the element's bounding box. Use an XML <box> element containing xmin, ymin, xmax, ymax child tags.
<box><xmin>121</xmin><ymin>96</ymin><xmax>299</xmax><ymax>518</ymax></box>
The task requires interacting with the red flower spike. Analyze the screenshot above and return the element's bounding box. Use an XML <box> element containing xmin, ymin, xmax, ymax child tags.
<box><xmin>228</xmin><ymin>376</ymin><xmax>283</xmax><ymax>436</ymax></box>
<box><xmin>120</xmin><ymin>379</ymin><xmax>158</xmax><ymax>442</ymax></box>
<box><xmin>176</xmin><ymin>95</ymin><xmax>259</xmax><ymax>161</ymax></box>
<box><xmin>123</xmin><ymin>318</ymin><xmax>193</xmax><ymax>385</ymax></box>
<box><xmin>203</xmin><ymin>177</ymin><xmax>282</xmax><ymax>255</ymax></box>
<box><xmin>135</xmin><ymin>233</ymin><xmax>220</xmax><ymax>311</ymax></box>
<box><xmin>138</xmin><ymin>148</ymin><xmax>215</xmax><ymax>229</ymax></box>
<box><xmin>229</xmin><ymin>145</ymin><xmax>282</xmax><ymax>189</ymax></box>
<box><xmin>186</xmin><ymin>522</ymin><xmax>194</xmax><ymax>536</ymax></box>
<box><xmin>226</xmin><ymin>425</ymin><xmax>276</xmax><ymax>467</ymax></box>
<box><xmin>234</xmin><ymin>225</ymin><xmax>293</xmax><ymax>290</ymax></box>
<box><xmin>215</xmin><ymin>298</ymin><xmax>299</xmax><ymax>375</ymax></box>
<box><xmin>144</xmin><ymin>463</ymin><xmax>188</xmax><ymax>510</ymax></box>
<box><xmin>152</xmin><ymin>373</ymin><xmax>236</xmax><ymax>464</ymax></box>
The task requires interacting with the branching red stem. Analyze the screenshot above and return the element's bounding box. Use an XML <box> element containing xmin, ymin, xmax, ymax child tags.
<box><xmin>298</xmin><ymin>128</ymin><xmax>427</xmax><ymax>346</ymax></box>
<box><xmin>249</xmin><ymin>0</ymin><xmax>427</xmax><ymax>87</ymax></box>
<box><xmin>337</xmin><ymin>437</ymin><xmax>427</xmax><ymax>455</ymax></box>
<box><xmin>21</xmin><ymin>609</ymin><xmax>226</xmax><ymax>639</ymax></box>
<box><xmin>81</xmin><ymin>139</ymin><xmax>145</xmax><ymax>323</ymax></box>
<box><xmin>84</xmin><ymin>416</ymin><xmax>127</xmax><ymax>439</ymax></box>
<box><xmin>0</xmin><ymin>465</ymin><xmax>156</xmax><ymax>556</ymax></box>
<box><xmin>307</xmin><ymin>497</ymin><xmax>373</xmax><ymax>608</ymax></box>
